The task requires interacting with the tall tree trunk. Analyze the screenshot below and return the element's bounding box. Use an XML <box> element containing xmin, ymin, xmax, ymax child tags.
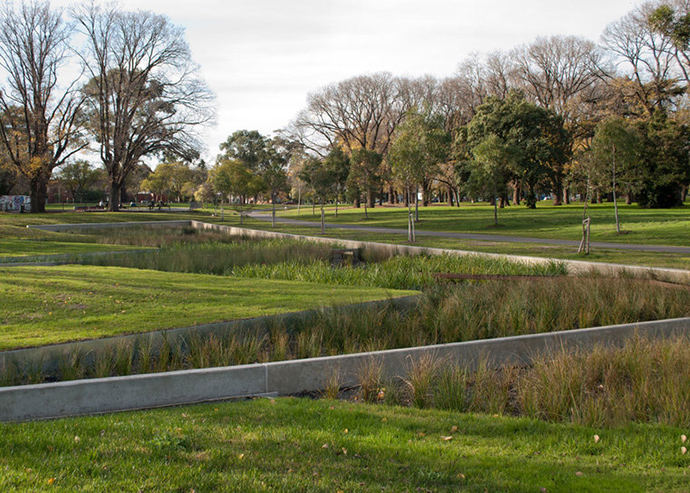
<box><xmin>612</xmin><ymin>145</ymin><xmax>620</xmax><ymax>234</ymax></box>
<box><xmin>552</xmin><ymin>178</ymin><xmax>563</xmax><ymax>206</ymax></box>
<box><xmin>512</xmin><ymin>181</ymin><xmax>521</xmax><ymax>206</ymax></box>
<box><xmin>422</xmin><ymin>180</ymin><xmax>431</xmax><ymax>207</ymax></box>
<box><xmin>109</xmin><ymin>178</ymin><xmax>122</xmax><ymax>212</ymax></box>
<box><xmin>29</xmin><ymin>171</ymin><xmax>49</xmax><ymax>213</ymax></box>
<box><xmin>414</xmin><ymin>185</ymin><xmax>419</xmax><ymax>222</ymax></box>
<box><xmin>563</xmin><ymin>189</ymin><xmax>570</xmax><ymax>205</ymax></box>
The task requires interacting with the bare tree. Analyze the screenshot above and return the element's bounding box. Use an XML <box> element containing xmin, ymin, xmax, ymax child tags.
<box><xmin>602</xmin><ymin>3</ymin><xmax>681</xmax><ymax>115</ymax></box>
<box><xmin>513</xmin><ymin>35</ymin><xmax>606</xmax><ymax>121</ymax></box>
<box><xmin>72</xmin><ymin>2</ymin><xmax>214</xmax><ymax>211</ymax></box>
<box><xmin>290</xmin><ymin>72</ymin><xmax>410</xmax><ymax>157</ymax></box>
<box><xmin>0</xmin><ymin>0</ymin><xmax>85</xmax><ymax>212</ymax></box>
<box><xmin>484</xmin><ymin>51</ymin><xmax>516</xmax><ymax>100</ymax></box>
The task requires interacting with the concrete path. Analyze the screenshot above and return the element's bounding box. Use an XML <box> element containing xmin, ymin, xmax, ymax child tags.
<box><xmin>249</xmin><ymin>212</ymin><xmax>690</xmax><ymax>255</ymax></box>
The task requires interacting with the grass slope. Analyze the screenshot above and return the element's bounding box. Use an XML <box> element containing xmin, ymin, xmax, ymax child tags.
<box><xmin>1</xmin><ymin>398</ymin><xmax>688</xmax><ymax>492</ymax></box>
<box><xmin>0</xmin><ymin>265</ymin><xmax>416</xmax><ymax>350</ymax></box>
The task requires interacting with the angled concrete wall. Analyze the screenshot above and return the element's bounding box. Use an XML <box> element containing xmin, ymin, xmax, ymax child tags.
<box><xmin>1</xmin><ymin>317</ymin><xmax>688</xmax><ymax>422</ymax></box>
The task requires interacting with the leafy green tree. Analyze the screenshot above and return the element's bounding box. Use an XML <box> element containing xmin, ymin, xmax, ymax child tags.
<box><xmin>389</xmin><ymin>108</ymin><xmax>450</xmax><ymax>220</ymax></box>
<box><xmin>322</xmin><ymin>146</ymin><xmax>350</xmax><ymax>217</ymax></box>
<box><xmin>468</xmin><ymin>135</ymin><xmax>515</xmax><ymax>226</ymax></box>
<box><xmin>218</xmin><ymin>130</ymin><xmax>290</xmax><ymax>225</ymax></box>
<box><xmin>649</xmin><ymin>4</ymin><xmax>690</xmax><ymax>85</ymax></box>
<box><xmin>218</xmin><ymin>130</ymin><xmax>268</xmax><ymax>171</ymax></box>
<box><xmin>467</xmin><ymin>93</ymin><xmax>571</xmax><ymax>208</ymax></box>
<box><xmin>209</xmin><ymin>159</ymin><xmax>262</xmax><ymax>224</ymax></box>
<box><xmin>590</xmin><ymin>117</ymin><xmax>642</xmax><ymax>232</ymax></box>
<box><xmin>0</xmin><ymin>157</ymin><xmax>18</xmax><ymax>194</ymax></box>
<box><xmin>299</xmin><ymin>156</ymin><xmax>334</xmax><ymax>231</ymax></box>
<box><xmin>140</xmin><ymin>161</ymin><xmax>197</xmax><ymax>202</ymax></box>
<box><xmin>348</xmin><ymin>149</ymin><xmax>383</xmax><ymax>217</ymax></box>
<box><xmin>634</xmin><ymin>111</ymin><xmax>690</xmax><ymax>208</ymax></box>
<box><xmin>260</xmin><ymin>144</ymin><xmax>290</xmax><ymax>227</ymax></box>
<box><xmin>58</xmin><ymin>161</ymin><xmax>102</xmax><ymax>203</ymax></box>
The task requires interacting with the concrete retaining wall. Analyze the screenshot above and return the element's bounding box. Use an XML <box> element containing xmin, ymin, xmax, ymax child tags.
<box><xmin>1</xmin><ymin>317</ymin><xmax>689</xmax><ymax>422</ymax></box>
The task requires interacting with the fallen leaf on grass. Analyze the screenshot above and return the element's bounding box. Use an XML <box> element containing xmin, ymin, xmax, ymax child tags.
<box><xmin>450</xmin><ymin>426</ymin><xmax>458</xmax><ymax>434</ymax></box>
<box><xmin>441</xmin><ymin>436</ymin><xmax>453</xmax><ymax>441</ymax></box>
<box><xmin>682</xmin><ymin>447</ymin><xmax>687</xmax><ymax>455</ymax></box>
<box><xmin>593</xmin><ymin>435</ymin><xmax>600</xmax><ymax>443</ymax></box>
<box><xmin>682</xmin><ymin>435</ymin><xmax>687</xmax><ymax>444</ymax></box>
<box><xmin>321</xmin><ymin>444</ymin><xmax>329</xmax><ymax>449</ymax></box>
<box><xmin>575</xmin><ymin>471</ymin><xmax>583</xmax><ymax>477</ymax></box>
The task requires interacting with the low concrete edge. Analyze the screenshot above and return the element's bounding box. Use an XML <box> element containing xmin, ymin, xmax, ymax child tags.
<box><xmin>1</xmin><ymin>316</ymin><xmax>688</xmax><ymax>422</ymax></box>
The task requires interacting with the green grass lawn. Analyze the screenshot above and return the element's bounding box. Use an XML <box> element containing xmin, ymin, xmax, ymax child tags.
<box><xmin>1</xmin><ymin>397</ymin><xmax>688</xmax><ymax>492</ymax></box>
<box><xmin>0</xmin><ymin>238</ymin><xmax>147</xmax><ymax>259</ymax></box>
<box><xmin>280</xmin><ymin>202</ymin><xmax>690</xmax><ymax>246</ymax></box>
<box><xmin>0</xmin><ymin>265</ymin><xmax>416</xmax><ymax>350</ymax></box>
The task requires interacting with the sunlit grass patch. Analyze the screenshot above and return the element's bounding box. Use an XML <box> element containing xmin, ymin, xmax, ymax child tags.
<box><xmin>0</xmin><ymin>264</ymin><xmax>416</xmax><ymax>350</ymax></box>
<box><xmin>0</xmin><ymin>397</ymin><xmax>688</xmax><ymax>491</ymax></box>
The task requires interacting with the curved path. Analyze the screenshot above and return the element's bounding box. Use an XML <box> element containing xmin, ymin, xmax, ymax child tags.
<box><xmin>249</xmin><ymin>212</ymin><xmax>690</xmax><ymax>255</ymax></box>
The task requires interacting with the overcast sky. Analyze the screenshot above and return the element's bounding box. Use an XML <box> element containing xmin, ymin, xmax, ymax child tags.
<box><xmin>53</xmin><ymin>0</ymin><xmax>641</xmax><ymax>160</ymax></box>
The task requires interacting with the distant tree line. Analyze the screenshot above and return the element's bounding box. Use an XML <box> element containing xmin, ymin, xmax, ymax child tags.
<box><xmin>278</xmin><ymin>0</ymin><xmax>690</xmax><ymax>214</ymax></box>
<box><xmin>4</xmin><ymin>1</ymin><xmax>690</xmax><ymax>217</ymax></box>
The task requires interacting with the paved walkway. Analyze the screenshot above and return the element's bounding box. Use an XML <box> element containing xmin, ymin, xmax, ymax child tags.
<box><xmin>249</xmin><ymin>212</ymin><xmax>690</xmax><ymax>255</ymax></box>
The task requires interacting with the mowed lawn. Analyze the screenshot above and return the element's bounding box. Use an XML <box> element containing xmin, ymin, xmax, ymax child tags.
<box><xmin>0</xmin><ymin>265</ymin><xmax>417</xmax><ymax>350</ymax></box>
<box><xmin>1</xmin><ymin>398</ymin><xmax>689</xmax><ymax>492</ymax></box>
<box><xmin>280</xmin><ymin>203</ymin><xmax>690</xmax><ymax>246</ymax></box>
<box><xmin>0</xmin><ymin>238</ymin><xmax>147</xmax><ymax>259</ymax></box>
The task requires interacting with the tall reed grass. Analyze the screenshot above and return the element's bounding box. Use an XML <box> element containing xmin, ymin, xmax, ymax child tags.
<box><xmin>234</xmin><ymin>254</ymin><xmax>567</xmax><ymax>290</ymax></box>
<box><xmin>80</xmin><ymin>238</ymin><xmax>335</xmax><ymax>275</ymax></box>
<box><xmin>381</xmin><ymin>335</ymin><xmax>690</xmax><ymax>428</ymax></box>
